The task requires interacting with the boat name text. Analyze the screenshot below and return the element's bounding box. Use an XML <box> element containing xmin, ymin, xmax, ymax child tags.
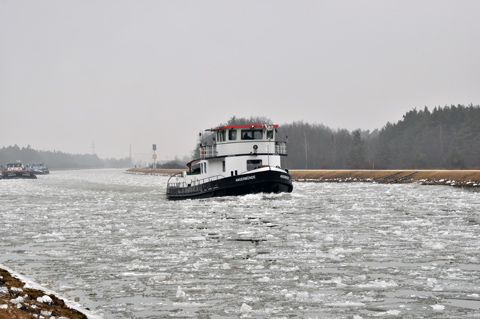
<box><xmin>236</xmin><ymin>175</ymin><xmax>256</xmax><ymax>182</ymax></box>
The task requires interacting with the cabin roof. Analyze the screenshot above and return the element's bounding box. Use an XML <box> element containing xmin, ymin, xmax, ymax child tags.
<box><xmin>208</xmin><ymin>124</ymin><xmax>278</xmax><ymax>131</ymax></box>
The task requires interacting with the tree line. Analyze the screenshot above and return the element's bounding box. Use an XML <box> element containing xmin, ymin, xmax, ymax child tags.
<box><xmin>0</xmin><ymin>145</ymin><xmax>132</xmax><ymax>169</ymax></box>
<box><xmin>205</xmin><ymin>105</ymin><xmax>480</xmax><ymax>170</ymax></box>
<box><xmin>2</xmin><ymin>104</ymin><xmax>478</xmax><ymax>170</ymax></box>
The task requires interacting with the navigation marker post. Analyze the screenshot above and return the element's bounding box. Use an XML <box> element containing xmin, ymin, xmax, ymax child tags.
<box><xmin>152</xmin><ymin>144</ymin><xmax>157</xmax><ymax>170</ymax></box>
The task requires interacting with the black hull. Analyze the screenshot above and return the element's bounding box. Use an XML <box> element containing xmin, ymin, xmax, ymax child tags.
<box><xmin>1</xmin><ymin>171</ymin><xmax>37</xmax><ymax>179</ymax></box>
<box><xmin>167</xmin><ymin>169</ymin><xmax>293</xmax><ymax>200</ymax></box>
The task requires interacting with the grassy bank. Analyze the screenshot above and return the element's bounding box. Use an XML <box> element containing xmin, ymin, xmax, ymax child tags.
<box><xmin>291</xmin><ymin>169</ymin><xmax>480</xmax><ymax>183</ymax></box>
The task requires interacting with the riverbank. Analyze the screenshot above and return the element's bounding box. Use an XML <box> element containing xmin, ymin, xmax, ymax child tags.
<box><xmin>0</xmin><ymin>267</ymin><xmax>87</xmax><ymax>319</ymax></box>
<box><xmin>291</xmin><ymin>169</ymin><xmax>480</xmax><ymax>187</ymax></box>
<box><xmin>126</xmin><ymin>168</ymin><xmax>480</xmax><ymax>187</ymax></box>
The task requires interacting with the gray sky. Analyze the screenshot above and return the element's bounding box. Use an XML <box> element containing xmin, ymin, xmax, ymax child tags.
<box><xmin>1</xmin><ymin>0</ymin><xmax>479</xmax><ymax>161</ymax></box>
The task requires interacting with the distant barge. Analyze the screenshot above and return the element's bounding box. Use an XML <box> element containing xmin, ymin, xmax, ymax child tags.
<box><xmin>1</xmin><ymin>162</ymin><xmax>37</xmax><ymax>179</ymax></box>
<box><xmin>29</xmin><ymin>162</ymin><xmax>50</xmax><ymax>174</ymax></box>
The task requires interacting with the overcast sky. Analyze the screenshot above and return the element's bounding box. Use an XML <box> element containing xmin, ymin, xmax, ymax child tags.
<box><xmin>1</xmin><ymin>0</ymin><xmax>479</xmax><ymax>161</ymax></box>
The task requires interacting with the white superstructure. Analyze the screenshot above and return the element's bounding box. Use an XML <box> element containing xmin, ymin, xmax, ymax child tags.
<box><xmin>168</xmin><ymin>124</ymin><xmax>288</xmax><ymax>189</ymax></box>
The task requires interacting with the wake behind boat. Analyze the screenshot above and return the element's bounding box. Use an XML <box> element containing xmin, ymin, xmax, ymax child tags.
<box><xmin>166</xmin><ymin>124</ymin><xmax>293</xmax><ymax>200</ymax></box>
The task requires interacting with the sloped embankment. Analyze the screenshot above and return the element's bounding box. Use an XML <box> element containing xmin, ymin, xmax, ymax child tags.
<box><xmin>127</xmin><ymin>168</ymin><xmax>480</xmax><ymax>187</ymax></box>
<box><xmin>290</xmin><ymin>169</ymin><xmax>480</xmax><ymax>187</ymax></box>
<box><xmin>0</xmin><ymin>268</ymin><xmax>87</xmax><ymax>319</ymax></box>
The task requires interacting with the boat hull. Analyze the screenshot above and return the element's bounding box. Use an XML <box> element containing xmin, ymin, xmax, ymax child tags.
<box><xmin>166</xmin><ymin>169</ymin><xmax>292</xmax><ymax>200</ymax></box>
<box><xmin>1</xmin><ymin>171</ymin><xmax>37</xmax><ymax>179</ymax></box>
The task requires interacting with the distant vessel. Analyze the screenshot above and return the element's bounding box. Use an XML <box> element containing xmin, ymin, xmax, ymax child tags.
<box><xmin>29</xmin><ymin>163</ymin><xmax>50</xmax><ymax>174</ymax></box>
<box><xmin>1</xmin><ymin>162</ymin><xmax>37</xmax><ymax>179</ymax></box>
<box><xmin>166</xmin><ymin>124</ymin><xmax>293</xmax><ymax>200</ymax></box>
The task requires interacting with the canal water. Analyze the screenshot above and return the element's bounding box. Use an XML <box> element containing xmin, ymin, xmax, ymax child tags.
<box><xmin>1</xmin><ymin>169</ymin><xmax>479</xmax><ymax>318</ymax></box>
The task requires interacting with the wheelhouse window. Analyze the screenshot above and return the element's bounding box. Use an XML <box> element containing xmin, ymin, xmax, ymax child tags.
<box><xmin>191</xmin><ymin>164</ymin><xmax>200</xmax><ymax>175</ymax></box>
<box><xmin>247</xmin><ymin>159</ymin><xmax>262</xmax><ymax>171</ymax></box>
<box><xmin>228</xmin><ymin>129</ymin><xmax>237</xmax><ymax>140</ymax></box>
<box><xmin>241</xmin><ymin>129</ymin><xmax>263</xmax><ymax>140</ymax></box>
<box><xmin>218</xmin><ymin>130</ymin><xmax>226</xmax><ymax>142</ymax></box>
<box><xmin>266</xmin><ymin>130</ymin><xmax>273</xmax><ymax>139</ymax></box>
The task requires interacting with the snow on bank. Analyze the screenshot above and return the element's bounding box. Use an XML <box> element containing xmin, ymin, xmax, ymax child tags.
<box><xmin>0</xmin><ymin>263</ymin><xmax>102</xmax><ymax>319</ymax></box>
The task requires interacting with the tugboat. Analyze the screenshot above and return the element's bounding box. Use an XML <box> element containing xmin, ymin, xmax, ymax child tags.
<box><xmin>1</xmin><ymin>162</ymin><xmax>37</xmax><ymax>179</ymax></box>
<box><xmin>166</xmin><ymin>124</ymin><xmax>293</xmax><ymax>200</ymax></box>
<box><xmin>29</xmin><ymin>163</ymin><xmax>50</xmax><ymax>174</ymax></box>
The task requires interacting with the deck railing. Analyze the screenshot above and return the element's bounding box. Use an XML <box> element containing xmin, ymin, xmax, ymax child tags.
<box><xmin>275</xmin><ymin>142</ymin><xmax>287</xmax><ymax>155</ymax></box>
<box><xmin>200</xmin><ymin>141</ymin><xmax>287</xmax><ymax>158</ymax></box>
<box><xmin>167</xmin><ymin>173</ymin><xmax>224</xmax><ymax>190</ymax></box>
<box><xmin>200</xmin><ymin>145</ymin><xmax>217</xmax><ymax>159</ymax></box>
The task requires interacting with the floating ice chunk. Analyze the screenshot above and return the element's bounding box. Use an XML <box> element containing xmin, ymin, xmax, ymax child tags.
<box><xmin>431</xmin><ymin>304</ymin><xmax>445</xmax><ymax>311</ymax></box>
<box><xmin>176</xmin><ymin>286</ymin><xmax>186</xmax><ymax>298</ymax></box>
<box><xmin>353</xmin><ymin>275</ymin><xmax>367</xmax><ymax>281</ymax></box>
<box><xmin>331</xmin><ymin>247</ymin><xmax>362</xmax><ymax>255</ymax></box>
<box><xmin>188</xmin><ymin>236</ymin><xmax>206</xmax><ymax>241</ymax></box>
<box><xmin>122</xmin><ymin>272</ymin><xmax>138</xmax><ymax>277</ymax></box>
<box><xmin>149</xmin><ymin>274</ymin><xmax>170</xmax><ymax>283</ymax></box>
<box><xmin>427</xmin><ymin>278</ymin><xmax>437</xmax><ymax>286</ymax></box>
<box><xmin>325</xmin><ymin>235</ymin><xmax>334</xmax><ymax>242</ymax></box>
<box><xmin>222</xmin><ymin>263</ymin><xmax>231</xmax><ymax>270</ymax></box>
<box><xmin>258</xmin><ymin>276</ymin><xmax>270</xmax><ymax>282</ymax></box>
<box><xmin>37</xmin><ymin>295</ymin><xmax>53</xmax><ymax>304</ymax></box>
<box><xmin>240</xmin><ymin>303</ymin><xmax>252</xmax><ymax>313</ymax></box>
<box><xmin>353</xmin><ymin>316</ymin><xmax>364</xmax><ymax>319</ymax></box>
<box><xmin>285</xmin><ymin>293</ymin><xmax>294</xmax><ymax>300</ymax></box>
<box><xmin>337</xmin><ymin>282</ymin><xmax>347</xmax><ymax>288</ymax></box>
<box><xmin>324</xmin><ymin>301</ymin><xmax>365</xmax><ymax>307</ymax></box>
<box><xmin>296</xmin><ymin>291</ymin><xmax>309</xmax><ymax>300</ymax></box>
<box><xmin>357</xmin><ymin>280</ymin><xmax>398</xmax><ymax>290</ymax></box>
<box><xmin>237</xmin><ymin>231</ymin><xmax>251</xmax><ymax>236</ymax></box>
<box><xmin>332</xmin><ymin>277</ymin><xmax>342</xmax><ymax>284</ymax></box>
<box><xmin>384</xmin><ymin>310</ymin><xmax>401</xmax><ymax>315</ymax></box>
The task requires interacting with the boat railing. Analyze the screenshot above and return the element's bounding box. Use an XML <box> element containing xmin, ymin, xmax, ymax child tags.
<box><xmin>167</xmin><ymin>172</ymin><xmax>224</xmax><ymax>190</ymax></box>
<box><xmin>275</xmin><ymin>141</ymin><xmax>287</xmax><ymax>155</ymax></box>
<box><xmin>200</xmin><ymin>142</ymin><xmax>287</xmax><ymax>158</ymax></box>
<box><xmin>200</xmin><ymin>145</ymin><xmax>217</xmax><ymax>159</ymax></box>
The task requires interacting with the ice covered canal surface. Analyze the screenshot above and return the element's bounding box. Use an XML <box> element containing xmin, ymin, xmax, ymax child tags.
<box><xmin>1</xmin><ymin>168</ymin><xmax>480</xmax><ymax>319</ymax></box>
